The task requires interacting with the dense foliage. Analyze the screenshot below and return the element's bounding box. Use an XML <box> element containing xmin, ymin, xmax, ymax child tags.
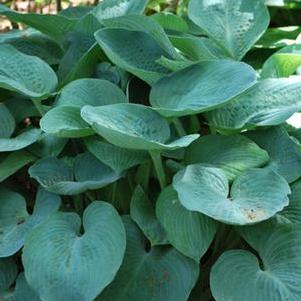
<box><xmin>0</xmin><ymin>0</ymin><xmax>301</xmax><ymax>300</ymax></box>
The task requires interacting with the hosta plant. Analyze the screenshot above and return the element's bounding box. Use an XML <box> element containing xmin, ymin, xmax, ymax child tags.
<box><xmin>0</xmin><ymin>0</ymin><xmax>301</xmax><ymax>300</ymax></box>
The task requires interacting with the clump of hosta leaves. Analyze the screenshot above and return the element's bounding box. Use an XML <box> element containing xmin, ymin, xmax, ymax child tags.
<box><xmin>1</xmin><ymin>0</ymin><xmax>301</xmax><ymax>300</ymax></box>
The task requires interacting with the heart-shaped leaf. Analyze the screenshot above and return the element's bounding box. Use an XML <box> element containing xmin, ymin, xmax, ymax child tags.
<box><xmin>156</xmin><ymin>186</ymin><xmax>218</xmax><ymax>261</ymax></box>
<box><xmin>130</xmin><ymin>186</ymin><xmax>167</xmax><ymax>246</ymax></box>
<box><xmin>0</xmin><ymin>129</ymin><xmax>42</xmax><ymax>152</ymax></box>
<box><xmin>185</xmin><ymin>134</ymin><xmax>269</xmax><ymax>181</ymax></box>
<box><xmin>211</xmin><ymin>224</ymin><xmax>301</xmax><ymax>301</ymax></box>
<box><xmin>207</xmin><ymin>78</ymin><xmax>301</xmax><ymax>130</ymax></box>
<box><xmin>0</xmin><ymin>258</ymin><xmax>17</xmax><ymax>293</ymax></box>
<box><xmin>56</xmin><ymin>78</ymin><xmax>127</xmax><ymax>108</ymax></box>
<box><xmin>97</xmin><ymin>216</ymin><xmax>199</xmax><ymax>301</ymax></box>
<box><xmin>150</xmin><ymin>60</ymin><xmax>257</xmax><ymax>117</ymax></box>
<box><xmin>22</xmin><ymin>201</ymin><xmax>126</xmax><ymax>301</ymax></box>
<box><xmin>93</xmin><ymin>0</ymin><xmax>148</xmax><ymax>21</ymax></box>
<box><xmin>0</xmin><ymin>187</ymin><xmax>60</xmax><ymax>257</ymax></box>
<box><xmin>40</xmin><ymin>106</ymin><xmax>94</xmax><ymax>138</ymax></box>
<box><xmin>173</xmin><ymin>165</ymin><xmax>290</xmax><ymax>225</ymax></box>
<box><xmin>0</xmin><ymin>44</ymin><xmax>57</xmax><ymax>99</ymax></box>
<box><xmin>188</xmin><ymin>0</ymin><xmax>270</xmax><ymax>60</ymax></box>
<box><xmin>246</xmin><ymin>126</ymin><xmax>301</xmax><ymax>183</ymax></box>
<box><xmin>29</xmin><ymin>152</ymin><xmax>121</xmax><ymax>195</ymax></box>
<box><xmin>85</xmin><ymin>137</ymin><xmax>148</xmax><ymax>173</ymax></box>
<box><xmin>81</xmin><ymin>103</ymin><xmax>199</xmax><ymax>151</ymax></box>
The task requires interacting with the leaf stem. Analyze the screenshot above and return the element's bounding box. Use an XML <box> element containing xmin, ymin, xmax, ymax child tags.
<box><xmin>149</xmin><ymin>150</ymin><xmax>166</xmax><ymax>189</ymax></box>
<box><xmin>32</xmin><ymin>99</ymin><xmax>46</xmax><ymax>116</ymax></box>
<box><xmin>173</xmin><ymin>118</ymin><xmax>186</xmax><ymax>136</ymax></box>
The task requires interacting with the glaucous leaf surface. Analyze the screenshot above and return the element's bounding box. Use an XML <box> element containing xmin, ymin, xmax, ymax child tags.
<box><xmin>150</xmin><ymin>60</ymin><xmax>257</xmax><ymax>117</ymax></box>
<box><xmin>85</xmin><ymin>137</ymin><xmax>148</xmax><ymax>173</ymax></box>
<box><xmin>95</xmin><ymin>28</ymin><xmax>171</xmax><ymax>84</ymax></box>
<box><xmin>42</xmin><ymin>78</ymin><xmax>128</xmax><ymax>137</ymax></box>
<box><xmin>97</xmin><ymin>216</ymin><xmax>199</xmax><ymax>301</ymax></box>
<box><xmin>93</xmin><ymin>0</ymin><xmax>148</xmax><ymax>21</ymax></box>
<box><xmin>81</xmin><ymin>103</ymin><xmax>199</xmax><ymax>150</ymax></box>
<box><xmin>40</xmin><ymin>106</ymin><xmax>94</xmax><ymax>138</ymax></box>
<box><xmin>130</xmin><ymin>186</ymin><xmax>167</xmax><ymax>246</ymax></box>
<box><xmin>29</xmin><ymin>152</ymin><xmax>121</xmax><ymax>195</ymax></box>
<box><xmin>0</xmin><ymin>150</ymin><xmax>36</xmax><ymax>182</ymax></box>
<box><xmin>246</xmin><ymin>126</ymin><xmax>301</xmax><ymax>183</ymax></box>
<box><xmin>173</xmin><ymin>165</ymin><xmax>290</xmax><ymax>225</ymax></box>
<box><xmin>101</xmin><ymin>15</ymin><xmax>180</xmax><ymax>60</ymax></box>
<box><xmin>56</xmin><ymin>78</ymin><xmax>127</xmax><ymax>108</ymax></box>
<box><xmin>0</xmin><ymin>129</ymin><xmax>42</xmax><ymax>152</ymax></box>
<box><xmin>188</xmin><ymin>0</ymin><xmax>270</xmax><ymax>60</ymax></box>
<box><xmin>2</xmin><ymin>31</ymin><xmax>64</xmax><ymax>65</ymax></box>
<box><xmin>0</xmin><ymin>187</ymin><xmax>60</xmax><ymax>257</ymax></box>
<box><xmin>0</xmin><ymin>44</ymin><xmax>57</xmax><ymax>99</ymax></box>
<box><xmin>22</xmin><ymin>201</ymin><xmax>126</xmax><ymax>301</ymax></box>
<box><xmin>211</xmin><ymin>224</ymin><xmax>301</xmax><ymax>301</ymax></box>
<box><xmin>207</xmin><ymin>78</ymin><xmax>301</xmax><ymax>130</ymax></box>
<box><xmin>185</xmin><ymin>134</ymin><xmax>269</xmax><ymax>181</ymax></box>
<box><xmin>0</xmin><ymin>258</ymin><xmax>17</xmax><ymax>293</ymax></box>
<box><xmin>156</xmin><ymin>186</ymin><xmax>217</xmax><ymax>261</ymax></box>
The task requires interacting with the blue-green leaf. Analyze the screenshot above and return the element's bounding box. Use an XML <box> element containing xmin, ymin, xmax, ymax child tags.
<box><xmin>22</xmin><ymin>201</ymin><xmax>126</xmax><ymax>301</ymax></box>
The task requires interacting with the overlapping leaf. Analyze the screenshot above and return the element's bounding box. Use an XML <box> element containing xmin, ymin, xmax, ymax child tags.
<box><xmin>207</xmin><ymin>78</ymin><xmax>301</xmax><ymax>130</ymax></box>
<box><xmin>41</xmin><ymin>78</ymin><xmax>127</xmax><ymax>137</ymax></box>
<box><xmin>97</xmin><ymin>216</ymin><xmax>199</xmax><ymax>301</ymax></box>
<box><xmin>156</xmin><ymin>186</ymin><xmax>217</xmax><ymax>261</ymax></box>
<box><xmin>211</xmin><ymin>224</ymin><xmax>301</xmax><ymax>301</ymax></box>
<box><xmin>85</xmin><ymin>137</ymin><xmax>148</xmax><ymax>173</ymax></box>
<box><xmin>0</xmin><ymin>44</ymin><xmax>57</xmax><ymax>99</ymax></box>
<box><xmin>246</xmin><ymin>126</ymin><xmax>301</xmax><ymax>183</ymax></box>
<box><xmin>173</xmin><ymin>165</ymin><xmax>290</xmax><ymax>225</ymax></box>
<box><xmin>150</xmin><ymin>60</ymin><xmax>257</xmax><ymax>117</ymax></box>
<box><xmin>81</xmin><ymin>103</ymin><xmax>199</xmax><ymax>150</ymax></box>
<box><xmin>185</xmin><ymin>134</ymin><xmax>269</xmax><ymax>181</ymax></box>
<box><xmin>29</xmin><ymin>152</ymin><xmax>121</xmax><ymax>195</ymax></box>
<box><xmin>0</xmin><ymin>150</ymin><xmax>36</xmax><ymax>182</ymax></box>
<box><xmin>0</xmin><ymin>187</ymin><xmax>60</xmax><ymax>257</ymax></box>
<box><xmin>130</xmin><ymin>186</ymin><xmax>167</xmax><ymax>246</ymax></box>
